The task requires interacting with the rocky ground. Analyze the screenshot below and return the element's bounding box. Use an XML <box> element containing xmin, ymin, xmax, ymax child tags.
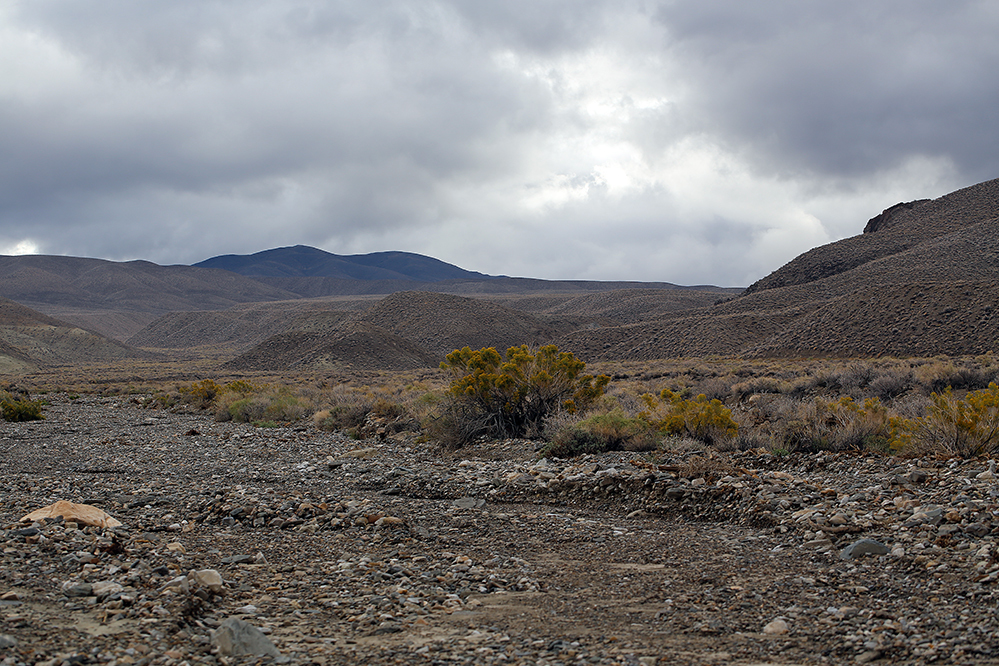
<box><xmin>3</xmin><ymin>396</ymin><xmax>999</xmax><ymax>665</ymax></box>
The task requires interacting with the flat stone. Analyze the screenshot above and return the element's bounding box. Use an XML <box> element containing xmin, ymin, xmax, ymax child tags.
<box><xmin>61</xmin><ymin>582</ymin><xmax>93</xmax><ymax>597</ymax></box>
<box><xmin>840</xmin><ymin>539</ymin><xmax>890</xmax><ymax>560</ymax></box>
<box><xmin>192</xmin><ymin>569</ymin><xmax>224</xmax><ymax>593</ymax></box>
<box><xmin>21</xmin><ymin>500</ymin><xmax>123</xmax><ymax>528</ymax></box>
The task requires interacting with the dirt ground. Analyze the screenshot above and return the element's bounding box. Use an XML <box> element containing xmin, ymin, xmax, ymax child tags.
<box><xmin>3</xmin><ymin>396</ymin><xmax>999</xmax><ymax>665</ymax></box>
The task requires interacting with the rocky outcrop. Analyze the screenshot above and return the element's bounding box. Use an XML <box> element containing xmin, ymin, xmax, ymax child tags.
<box><xmin>862</xmin><ymin>199</ymin><xmax>930</xmax><ymax>234</ymax></box>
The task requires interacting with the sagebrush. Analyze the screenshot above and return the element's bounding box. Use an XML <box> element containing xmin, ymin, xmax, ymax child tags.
<box><xmin>436</xmin><ymin>345</ymin><xmax>610</xmax><ymax>447</ymax></box>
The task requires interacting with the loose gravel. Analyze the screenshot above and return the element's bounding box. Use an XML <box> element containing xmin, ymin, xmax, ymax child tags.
<box><xmin>3</xmin><ymin>396</ymin><xmax>999</xmax><ymax>665</ymax></box>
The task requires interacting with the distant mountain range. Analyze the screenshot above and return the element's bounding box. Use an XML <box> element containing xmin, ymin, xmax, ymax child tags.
<box><xmin>3</xmin><ymin>176</ymin><xmax>999</xmax><ymax>371</ymax></box>
<box><xmin>194</xmin><ymin>245</ymin><xmax>497</xmax><ymax>282</ymax></box>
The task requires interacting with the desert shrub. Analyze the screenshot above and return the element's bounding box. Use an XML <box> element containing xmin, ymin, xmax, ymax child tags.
<box><xmin>912</xmin><ymin>362</ymin><xmax>993</xmax><ymax>395</ymax></box>
<box><xmin>539</xmin><ymin>428</ymin><xmax>608</xmax><ymax>458</ymax></box>
<box><xmin>541</xmin><ymin>409</ymin><xmax>658</xmax><ymax>457</ymax></box>
<box><xmin>178</xmin><ymin>379</ymin><xmax>222</xmax><ymax>409</ymax></box>
<box><xmin>223</xmin><ymin>380</ymin><xmax>260</xmax><ymax>395</ymax></box>
<box><xmin>695</xmin><ymin>377</ymin><xmax>733</xmax><ymax>401</ymax></box>
<box><xmin>730</xmin><ymin>429</ymin><xmax>771</xmax><ymax>452</ymax></box>
<box><xmin>436</xmin><ymin>345</ymin><xmax>610</xmax><ymax>447</ymax></box>
<box><xmin>316</xmin><ymin>403</ymin><xmax>371</xmax><ymax>434</ymax></box>
<box><xmin>315</xmin><ymin>392</ymin><xmax>415</xmax><ymax>439</ymax></box>
<box><xmin>731</xmin><ymin>376</ymin><xmax>789</xmax><ymax>400</ymax></box>
<box><xmin>659</xmin><ymin>434</ymin><xmax>712</xmax><ymax>454</ymax></box>
<box><xmin>835</xmin><ymin>363</ymin><xmax>876</xmax><ymax>392</ymax></box>
<box><xmin>891</xmin><ymin>383</ymin><xmax>999</xmax><ymax>458</ymax></box>
<box><xmin>220</xmin><ymin>386</ymin><xmax>310</xmax><ymax>424</ymax></box>
<box><xmin>0</xmin><ymin>391</ymin><xmax>44</xmax><ymax>422</ymax></box>
<box><xmin>769</xmin><ymin>396</ymin><xmax>889</xmax><ymax>453</ymax></box>
<box><xmin>639</xmin><ymin>389</ymin><xmax>738</xmax><ymax>446</ymax></box>
<box><xmin>869</xmin><ymin>368</ymin><xmax>912</xmax><ymax>401</ymax></box>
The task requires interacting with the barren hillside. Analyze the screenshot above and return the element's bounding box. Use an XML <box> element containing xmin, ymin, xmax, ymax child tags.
<box><xmin>223</xmin><ymin>292</ymin><xmax>601</xmax><ymax>371</ymax></box>
<box><xmin>558</xmin><ymin>177</ymin><xmax>999</xmax><ymax>361</ymax></box>
<box><xmin>0</xmin><ymin>298</ymin><xmax>152</xmax><ymax>369</ymax></box>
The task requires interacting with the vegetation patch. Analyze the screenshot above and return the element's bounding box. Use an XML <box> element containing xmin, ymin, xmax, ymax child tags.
<box><xmin>891</xmin><ymin>383</ymin><xmax>999</xmax><ymax>458</ymax></box>
<box><xmin>434</xmin><ymin>344</ymin><xmax>610</xmax><ymax>448</ymax></box>
<box><xmin>1</xmin><ymin>390</ymin><xmax>44</xmax><ymax>422</ymax></box>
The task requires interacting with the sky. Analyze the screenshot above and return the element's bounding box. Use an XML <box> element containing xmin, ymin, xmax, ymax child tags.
<box><xmin>1</xmin><ymin>2</ymin><xmax>998</xmax><ymax>287</ymax></box>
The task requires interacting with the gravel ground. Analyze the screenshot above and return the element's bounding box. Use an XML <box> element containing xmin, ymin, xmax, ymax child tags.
<box><xmin>3</xmin><ymin>396</ymin><xmax>999</xmax><ymax>665</ymax></box>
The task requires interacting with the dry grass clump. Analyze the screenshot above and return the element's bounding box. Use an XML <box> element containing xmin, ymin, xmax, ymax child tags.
<box><xmin>539</xmin><ymin>410</ymin><xmax>660</xmax><ymax>459</ymax></box>
<box><xmin>582</xmin><ymin>355</ymin><xmax>999</xmax><ymax>459</ymax></box>
<box><xmin>1</xmin><ymin>388</ymin><xmax>44</xmax><ymax>422</ymax></box>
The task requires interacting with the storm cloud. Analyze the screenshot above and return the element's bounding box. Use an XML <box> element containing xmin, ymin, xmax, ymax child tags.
<box><xmin>1</xmin><ymin>1</ymin><xmax>996</xmax><ymax>286</ymax></box>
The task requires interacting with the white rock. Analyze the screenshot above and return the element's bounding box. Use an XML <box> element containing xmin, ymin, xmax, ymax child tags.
<box><xmin>763</xmin><ymin>618</ymin><xmax>789</xmax><ymax>635</ymax></box>
<box><xmin>192</xmin><ymin>569</ymin><xmax>224</xmax><ymax>593</ymax></box>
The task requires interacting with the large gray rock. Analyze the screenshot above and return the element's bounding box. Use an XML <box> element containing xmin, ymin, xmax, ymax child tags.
<box><xmin>840</xmin><ymin>539</ymin><xmax>890</xmax><ymax>560</ymax></box>
<box><xmin>211</xmin><ymin>618</ymin><xmax>281</xmax><ymax>658</ymax></box>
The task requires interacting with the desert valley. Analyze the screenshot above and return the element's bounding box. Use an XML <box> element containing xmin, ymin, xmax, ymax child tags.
<box><xmin>5</xmin><ymin>178</ymin><xmax>999</xmax><ymax>665</ymax></box>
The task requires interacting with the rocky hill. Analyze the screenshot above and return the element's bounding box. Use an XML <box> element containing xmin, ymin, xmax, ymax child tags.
<box><xmin>0</xmin><ymin>298</ymin><xmax>152</xmax><ymax>371</ymax></box>
<box><xmin>222</xmin><ymin>292</ymin><xmax>611</xmax><ymax>372</ymax></box>
<box><xmin>555</xmin><ymin>177</ymin><xmax>999</xmax><ymax>360</ymax></box>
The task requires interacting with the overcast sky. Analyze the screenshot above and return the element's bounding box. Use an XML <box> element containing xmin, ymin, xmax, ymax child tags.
<box><xmin>1</xmin><ymin>1</ymin><xmax>997</xmax><ymax>286</ymax></box>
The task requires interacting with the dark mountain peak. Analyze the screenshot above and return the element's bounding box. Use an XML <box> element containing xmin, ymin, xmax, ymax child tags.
<box><xmin>193</xmin><ymin>245</ymin><xmax>494</xmax><ymax>282</ymax></box>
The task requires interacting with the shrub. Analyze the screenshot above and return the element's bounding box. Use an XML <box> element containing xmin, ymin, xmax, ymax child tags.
<box><xmin>869</xmin><ymin>369</ymin><xmax>912</xmax><ymax>401</ymax></box>
<box><xmin>315</xmin><ymin>393</ymin><xmax>415</xmax><ymax>439</ymax></box>
<box><xmin>0</xmin><ymin>391</ymin><xmax>44</xmax><ymax>422</ymax></box>
<box><xmin>771</xmin><ymin>396</ymin><xmax>889</xmax><ymax>453</ymax></box>
<box><xmin>225</xmin><ymin>390</ymin><xmax>310</xmax><ymax>424</ymax></box>
<box><xmin>538</xmin><ymin>428</ymin><xmax>608</xmax><ymax>459</ymax></box>
<box><xmin>437</xmin><ymin>345</ymin><xmax>610</xmax><ymax>446</ymax></box>
<box><xmin>891</xmin><ymin>383</ymin><xmax>999</xmax><ymax>458</ymax></box>
<box><xmin>178</xmin><ymin>380</ymin><xmax>222</xmax><ymax>409</ymax></box>
<box><xmin>731</xmin><ymin>376</ymin><xmax>789</xmax><ymax>400</ymax></box>
<box><xmin>639</xmin><ymin>389</ymin><xmax>738</xmax><ymax>446</ymax></box>
<box><xmin>541</xmin><ymin>409</ymin><xmax>658</xmax><ymax>457</ymax></box>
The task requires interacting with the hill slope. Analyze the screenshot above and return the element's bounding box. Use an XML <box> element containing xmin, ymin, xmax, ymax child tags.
<box><xmin>555</xmin><ymin>177</ymin><xmax>999</xmax><ymax>360</ymax></box>
<box><xmin>0</xmin><ymin>298</ymin><xmax>151</xmax><ymax>370</ymax></box>
<box><xmin>222</xmin><ymin>291</ymin><xmax>605</xmax><ymax>371</ymax></box>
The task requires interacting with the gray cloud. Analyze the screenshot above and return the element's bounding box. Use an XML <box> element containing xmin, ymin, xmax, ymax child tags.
<box><xmin>656</xmin><ymin>2</ymin><xmax>999</xmax><ymax>181</ymax></box>
<box><xmin>0</xmin><ymin>1</ymin><xmax>996</xmax><ymax>285</ymax></box>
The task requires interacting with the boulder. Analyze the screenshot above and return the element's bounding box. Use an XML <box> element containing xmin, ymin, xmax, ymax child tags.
<box><xmin>20</xmin><ymin>500</ymin><xmax>122</xmax><ymax>528</ymax></box>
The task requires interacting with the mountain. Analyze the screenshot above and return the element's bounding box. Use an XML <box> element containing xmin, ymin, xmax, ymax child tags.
<box><xmin>193</xmin><ymin>245</ymin><xmax>495</xmax><ymax>282</ymax></box>
<box><xmin>0</xmin><ymin>247</ymin><xmax>735</xmax><ymax>343</ymax></box>
<box><xmin>0</xmin><ymin>255</ymin><xmax>300</xmax><ymax>340</ymax></box>
<box><xmin>554</xmin><ymin>177</ymin><xmax>999</xmax><ymax>360</ymax></box>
